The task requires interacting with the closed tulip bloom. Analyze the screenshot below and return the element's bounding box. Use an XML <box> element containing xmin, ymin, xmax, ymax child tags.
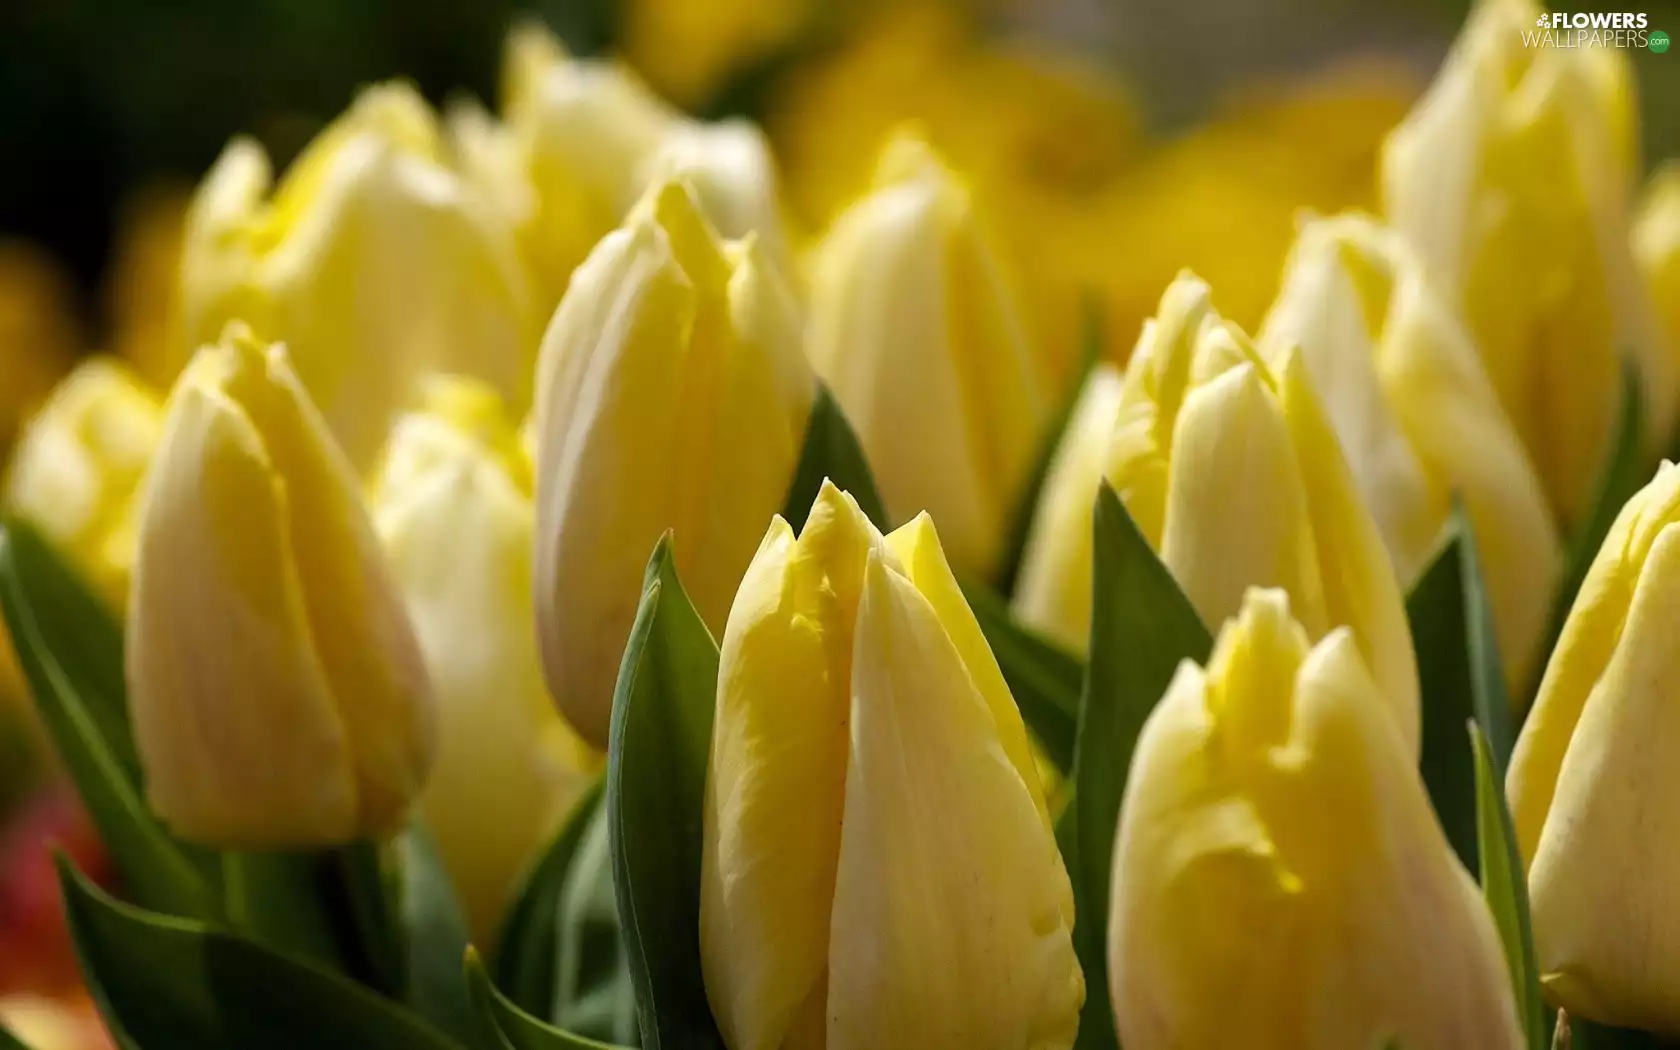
<box><xmin>1508</xmin><ymin>462</ymin><xmax>1680</xmax><ymax>1030</ymax></box>
<box><xmin>1635</xmin><ymin>164</ymin><xmax>1680</xmax><ymax>371</ymax></box>
<box><xmin>1015</xmin><ymin>273</ymin><xmax>1419</xmax><ymax>753</ymax></box>
<box><xmin>127</xmin><ymin>325</ymin><xmax>435</xmax><ymax>846</ymax></box>
<box><xmin>1109</xmin><ymin>588</ymin><xmax>1522</xmax><ymax>1050</ymax></box>
<box><xmin>4</xmin><ymin>358</ymin><xmax>163</xmax><ymax>604</ymax></box>
<box><xmin>1259</xmin><ymin>213</ymin><xmax>1561</xmax><ymax>689</ymax></box>
<box><xmin>1382</xmin><ymin>0</ymin><xmax>1667</xmax><ymax>524</ymax></box>
<box><xmin>477</xmin><ymin>23</ymin><xmax>789</xmax><ymax>320</ymax></box>
<box><xmin>369</xmin><ymin>376</ymin><xmax>599</xmax><ymax>942</ymax></box>
<box><xmin>808</xmin><ymin>136</ymin><xmax>1046</xmax><ymax>577</ymax></box>
<box><xmin>701</xmin><ymin>481</ymin><xmax>1082</xmax><ymax>1050</ymax></box>
<box><xmin>0</xmin><ymin>243</ymin><xmax>79</xmax><ymax>460</ymax></box>
<box><xmin>532</xmin><ymin>179</ymin><xmax>813</xmax><ymax>748</ymax></box>
<box><xmin>180</xmin><ymin>82</ymin><xmax>532</xmax><ymax>471</ymax></box>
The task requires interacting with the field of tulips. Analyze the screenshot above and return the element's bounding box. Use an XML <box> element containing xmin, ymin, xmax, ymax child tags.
<box><xmin>1</xmin><ymin>0</ymin><xmax>1679</xmax><ymax>1047</ymax></box>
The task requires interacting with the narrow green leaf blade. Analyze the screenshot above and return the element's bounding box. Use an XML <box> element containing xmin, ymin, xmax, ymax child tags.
<box><xmin>1407</xmin><ymin>506</ymin><xmax>1515</xmax><ymax>871</ymax></box>
<box><xmin>466</xmin><ymin>951</ymin><xmax>627</xmax><ymax>1050</ymax></box>
<box><xmin>961</xmin><ymin>576</ymin><xmax>1082</xmax><ymax>771</ymax></box>
<box><xmin>1568</xmin><ymin>1016</ymin><xmax>1663</xmax><ymax>1049</ymax></box>
<box><xmin>781</xmin><ymin>383</ymin><xmax>890</xmax><ymax>534</ymax></box>
<box><xmin>58</xmin><ymin>855</ymin><xmax>463</xmax><ymax>1050</ymax></box>
<box><xmin>1471</xmin><ymin>724</ymin><xmax>1546</xmax><ymax>1050</ymax></box>
<box><xmin>606</xmin><ymin>538</ymin><xmax>725</xmax><ymax>1050</ymax></box>
<box><xmin>397</xmin><ymin>824</ymin><xmax>479</xmax><ymax>1044</ymax></box>
<box><xmin>0</xmin><ymin>520</ymin><xmax>217</xmax><ymax>920</ymax></box>
<box><xmin>1071</xmin><ymin>484</ymin><xmax>1212</xmax><ymax>1048</ymax></box>
<box><xmin>0</xmin><ymin>1025</ymin><xmax>28</xmax><ymax>1050</ymax></box>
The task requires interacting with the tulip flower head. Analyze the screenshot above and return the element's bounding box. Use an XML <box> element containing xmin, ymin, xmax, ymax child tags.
<box><xmin>1015</xmin><ymin>272</ymin><xmax>1419</xmax><ymax>753</ymax></box>
<box><xmin>1635</xmin><ymin>163</ymin><xmax>1680</xmax><ymax>373</ymax></box>
<box><xmin>127</xmin><ymin>325</ymin><xmax>435</xmax><ymax>847</ymax></box>
<box><xmin>1260</xmin><ymin>213</ymin><xmax>1561</xmax><ymax>689</ymax></box>
<box><xmin>180</xmin><ymin>82</ymin><xmax>533</xmax><ymax>470</ymax></box>
<box><xmin>532</xmin><ymin>178</ymin><xmax>813</xmax><ymax>748</ymax></box>
<box><xmin>808</xmin><ymin>134</ymin><xmax>1047</xmax><ymax>577</ymax></box>
<box><xmin>701</xmin><ymin>481</ymin><xmax>1082</xmax><ymax>1050</ymax></box>
<box><xmin>4</xmin><ymin>358</ymin><xmax>163</xmax><ymax>605</ymax></box>
<box><xmin>1109</xmin><ymin>588</ymin><xmax>1522</xmax><ymax>1050</ymax></box>
<box><xmin>1509</xmin><ymin>462</ymin><xmax>1680</xmax><ymax>1030</ymax></box>
<box><xmin>1382</xmin><ymin>0</ymin><xmax>1667</xmax><ymax>524</ymax></box>
<box><xmin>369</xmin><ymin>376</ymin><xmax>599</xmax><ymax>941</ymax></box>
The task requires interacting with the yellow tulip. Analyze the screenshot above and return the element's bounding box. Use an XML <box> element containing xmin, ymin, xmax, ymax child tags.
<box><xmin>767</xmin><ymin>2</ymin><xmax>1141</xmax><ymax>383</ymax></box>
<box><xmin>1015</xmin><ymin>273</ymin><xmax>1419</xmax><ymax>753</ymax></box>
<box><xmin>127</xmin><ymin>324</ymin><xmax>435</xmax><ymax>846</ymax></box>
<box><xmin>1259</xmin><ymin>213</ymin><xmax>1561</xmax><ymax>690</ymax></box>
<box><xmin>532</xmin><ymin>179</ymin><xmax>813</xmax><ymax>748</ymax></box>
<box><xmin>1109</xmin><ymin>588</ymin><xmax>1522</xmax><ymax>1050</ymax></box>
<box><xmin>1635</xmin><ymin>163</ymin><xmax>1680</xmax><ymax>381</ymax></box>
<box><xmin>369</xmin><ymin>376</ymin><xmax>600</xmax><ymax>943</ymax></box>
<box><xmin>106</xmin><ymin>187</ymin><xmax>189</xmax><ymax>389</ymax></box>
<box><xmin>0</xmin><ymin>242</ymin><xmax>79</xmax><ymax>459</ymax></box>
<box><xmin>179</xmin><ymin>82</ymin><xmax>533</xmax><ymax>471</ymax></box>
<box><xmin>466</xmin><ymin>23</ymin><xmax>789</xmax><ymax>323</ymax></box>
<box><xmin>1382</xmin><ymin>0</ymin><xmax>1666</xmax><ymax>525</ymax></box>
<box><xmin>1508</xmin><ymin>461</ymin><xmax>1680</xmax><ymax>1030</ymax></box>
<box><xmin>4</xmin><ymin>357</ymin><xmax>164</xmax><ymax>605</ymax></box>
<box><xmin>621</xmin><ymin>0</ymin><xmax>817</xmax><ymax>108</ymax></box>
<box><xmin>700</xmin><ymin>481</ymin><xmax>1082</xmax><ymax>1050</ymax></box>
<box><xmin>808</xmin><ymin>135</ymin><xmax>1046</xmax><ymax>578</ymax></box>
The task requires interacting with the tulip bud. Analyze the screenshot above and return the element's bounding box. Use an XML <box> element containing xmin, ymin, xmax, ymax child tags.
<box><xmin>622</xmin><ymin>0</ymin><xmax>815</xmax><ymax>108</ymax></box>
<box><xmin>1635</xmin><ymin>163</ymin><xmax>1680</xmax><ymax>369</ymax></box>
<box><xmin>478</xmin><ymin>23</ymin><xmax>789</xmax><ymax>320</ymax></box>
<box><xmin>1110</xmin><ymin>588</ymin><xmax>1522</xmax><ymax>1050</ymax></box>
<box><xmin>369</xmin><ymin>376</ymin><xmax>600</xmax><ymax>941</ymax></box>
<box><xmin>4</xmin><ymin>358</ymin><xmax>163</xmax><ymax>605</ymax></box>
<box><xmin>808</xmin><ymin>135</ymin><xmax>1046</xmax><ymax>576</ymax></box>
<box><xmin>1508</xmin><ymin>462</ymin><xmax>1680</xmax><ymax>1030</ymax></box>
<box><xmin>701</xmin><ymin>481</ymin><xmax>1082</xmax><ymax>1050</ymax></box>
<box><xmin>1015</xmin><ymin>273</ymin><xmax>1419</xmax><ymax>754</ymax></box>
<box><xmin>180</xmin><ymin>82</ymin><xmax>532</xmax><ymax>471</ymax></box>
<box><xmin>532</xmin><ymin>179</ymin><xmax>813</xmax><ymax>748</ymax></box>
<box><xmin>1259</xmin><ymin>213</ymin><xmax>1561</xmax><ymax>689</ymax></box>
<box><xmin>127</xmin><ymin>325</ymin><xmax>435</xmax><ymax>846</ymax></box>
<box><xmin>1382</xmin><ymin>0</ymin><xmax>1668</xmax><ymax>524</ymax></box>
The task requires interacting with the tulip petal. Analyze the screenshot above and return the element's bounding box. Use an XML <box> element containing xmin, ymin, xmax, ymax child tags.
<box><xmin>827</xmin><ymin>551</ymin><xmax>1081</xmax><ymax>1050</ymax></box>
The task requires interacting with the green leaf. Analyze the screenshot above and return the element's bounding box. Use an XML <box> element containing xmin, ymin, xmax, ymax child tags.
<box><xmin>0</xmin><ymin>518</ymin><xmax>218</xmax><ymax>920</ymax></box>
<box><xmin>1071</xmin><ymin>484</ymin><xmax>1212</xmax><ymax>1048</ymax></box>
<box><xmin>1529</xmin><ymin>364</ymin><xmax>1648</xmax><ymax>709</ymax></box>
<box><xmin>396</xmin><ymin>824</ymin><xmax>479</xmax><ymax>1045</ymax></box>
<box><xmin>1471</xmin><ymin>724</ymin><xmax>1546</xmax><ymax>1050</ymax></box>
<box><xmin>58</xmin><ymin>855</ymin><xmax>463</xmax><ymax>1050</ymax></box>
<box><xmin>995</xmin><ymin>300</ymin><xmax>1104</xmax><ymax>595</ymax></box>
<box><xmin>1568</xmin><ymin>1015</ymin><xmax>1662</xmax><ymax>1049</ymax></box>
<box><xmin>781</xmin><ymin>383</ymin><xmax>891</xmax><ymax>533</ymax></box>
<box><xmin>606</xmin><ymin>537</ymin><xmax>726</xmax><ymax>1050</ymax></box>
<box><xmin>494</xmin><ymin>782</ymin><xmax>602</xmax><ymax>1015</ymax></box>
<box><xmin>0</xmin><ymin>1024</ymin><xmax>28</xmax><ymax>1050</ymax></box>
<box><xmin>465</xmin><ymin>950</ymin><xmax>627</xmax><ymax>1050</ymax></box>
<box><xmin>1407</xmin><ymin>506</ymin><xmax>1516</xmax><ymax>871</ymax></box>
<box><xmin>219</xmin><ymin>851</ymin><xmax>342</xmax><ymax>970</ymax></box>
<box><xmin>552</xmin><ymin>798</ymin><xmax>638</xmax><ymax>1044</ymax></box>
<box><xmin>961</xmin><ymin>576</ymin><xmax>1083</xmax><ymax>772</ymax></box>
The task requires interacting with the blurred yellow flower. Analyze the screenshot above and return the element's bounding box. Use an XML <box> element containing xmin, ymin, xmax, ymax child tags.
<box><xmin>180</xmin><ymin>82</ymin><xmax>534</xmax><ymax>471</ymax></box>
<box><xmin>105</xmin><ymin>187</ymin><xmax>189</xmax><ymax>389</ymax></box>
<box><xmin>622</xmin><ymin>0</ymin><xmax>820</xmax><ymax>107</ymax></box>
<box><xmin>128</xmin><ymin>325</ymin><xmax>435</xmax><ymax>846</ymax></box>
<box><xmin>456</xmin><ymin>23</ymin><xmax>790</xmax><ymax>327</ymax></box>
<box><xmin>1259</xmin><ymin>213</ymin><xmax>1561</xmax><ymax>690</ymax></box>
<box><xmin>808</xmin><ymin>135</ymin><xmax>1045</xmax><ymax>578</ymax></box>
<box><xmin>1509</xmin><ymin>462</ymin><xmax>1680</xmax><ymax>1030</ymax></box>
<box><xmin>0</xmin><ymin>242</ymin><xmax>80</xmax><ymax>458</ymax></box>
<box><xmin>1636</xmin><ymin>163</ymin><xmax>1680</xmax><ymax>385</ymax></box>
<box><xmin>1015</xmin><ymin>273</ymin><xmax>1419</xmax><ymax>752</ymax></box>
<box><xmin>4</xmin><ymin>357</ymin><xmax>164</xmax><ymax>606</ymax></box>
<box><xmin>369</xmin><ymin>376</ymin><xmax>599</xmax><ymax>943</ymax></box>
<box><xmin>531</xmin><ymin>179</ymin><xmax>812</xmax><ymax>748</ymax></box>
<box><xmin>1383</xmin><ymin>0</ymin><xmax>1664</xmax><ymax>525</ymax></box>
<box><xmin>701</xmin><ymin>481</ymin><xmax>1082</xmax><ymax>1050</ymax></box>
<box><xmin>1109</xmin><ymin>588</ymin><xmax>1521</xmax><ymax>1050</ymax></box>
